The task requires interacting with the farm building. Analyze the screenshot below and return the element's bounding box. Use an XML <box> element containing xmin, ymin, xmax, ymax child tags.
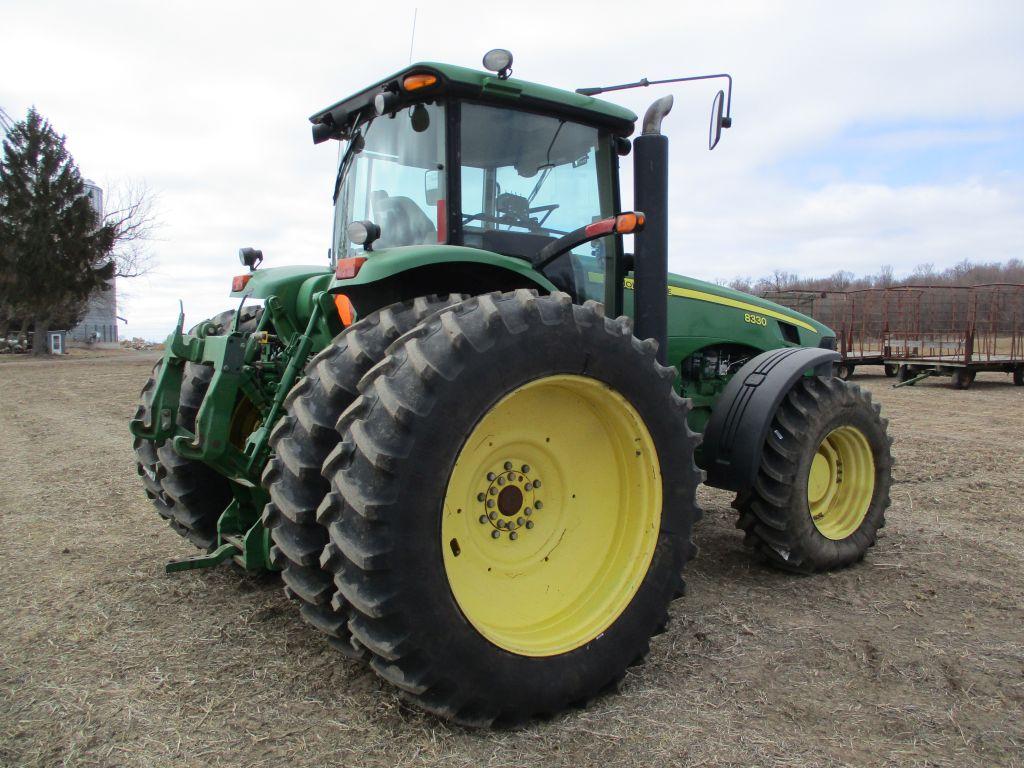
<box><xmin>68</xmin><ymin>180</ymin><xmax>119</xmax><ymax>344</ymax></box>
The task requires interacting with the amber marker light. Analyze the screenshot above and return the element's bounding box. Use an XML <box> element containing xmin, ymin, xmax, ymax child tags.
<box><xmin>334</xmin><ymin>294</ymin><xmax>355</xmax><ymax>326</ymax></box>
<box><xmin>231</xmin><ymin>274</ymin><xmax>252</xmax><ymax>292</ymax></box>
<box><xmin>615</xmin><ymin>211</ymin><xmax>645</xmax><ymax>234</ymax></box>
<box><xmin>402</xmin><ymin>73</ymin><xmax>438</xmax><ymax>91</ymax></box>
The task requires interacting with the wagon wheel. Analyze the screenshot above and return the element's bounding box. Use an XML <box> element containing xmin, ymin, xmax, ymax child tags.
<box><xmin>883</xmin><ymin>363</ymin><xmax>898</xmax><ymax>378</ymax></box>
<box><xmin>951</xmin><ymin>368</ymin><xmax>975</xmax><ymax>390</ymax></box>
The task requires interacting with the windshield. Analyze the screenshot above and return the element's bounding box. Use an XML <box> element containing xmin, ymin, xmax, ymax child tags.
<box><xmin>333</xmin><ymin>102</ymin><xmax>445</xmax><ymax>257</ymax></box>
<box><xmin>458</xmin><ymin>102</ymin><xmax>614</xmax><ymax>300</ymax></box>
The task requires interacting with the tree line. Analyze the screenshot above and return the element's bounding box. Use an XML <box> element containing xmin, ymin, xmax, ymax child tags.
<box><xmin>727</xmin><ymin>260</ymin><xmax>1024</xmax><ymax>297</ymax></box>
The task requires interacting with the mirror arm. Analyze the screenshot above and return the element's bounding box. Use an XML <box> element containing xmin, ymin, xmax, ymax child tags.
<box><xmin>577</xmin><ymin>73</ymin><xmax>733</xmax><ymax>123</ymax></box>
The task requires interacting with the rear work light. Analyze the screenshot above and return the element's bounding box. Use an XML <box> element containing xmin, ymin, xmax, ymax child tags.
<box><xmin>335</xmin><ymin>256</ymin><xmax>367</xmax><ymax>280</ymax></box>
<box><xmin>231</xmin><ymin>274</ymin><xmax>252</xmax><ymax>292</ymax></box>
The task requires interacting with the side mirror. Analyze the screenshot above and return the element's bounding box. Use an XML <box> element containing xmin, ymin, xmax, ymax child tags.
<box><xmin>709</xmin><ymin>89</ymin><xmax>731</xmax><ymax>150</ymax></box>
<box><xmin>424</xmin><ymin>169</ymin><xmax>442</xmax><ymax>206</ymax></box>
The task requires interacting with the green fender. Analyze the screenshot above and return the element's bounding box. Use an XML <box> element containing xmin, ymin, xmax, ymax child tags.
<box><xmin>229</xmin><ymin>264</ymin><xmax>335</xmax><ymax>340</ymax></box>
<box><xmin>329</xmin><ymin>244</ymin><xmax>558</xmax><ymax>309</ymax></box>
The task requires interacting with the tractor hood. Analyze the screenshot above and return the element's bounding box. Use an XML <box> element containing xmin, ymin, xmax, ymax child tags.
<box><xmin>666</xmin><ymin>273</ymin><xmax>835</xmax><ymax>338</ymax></box>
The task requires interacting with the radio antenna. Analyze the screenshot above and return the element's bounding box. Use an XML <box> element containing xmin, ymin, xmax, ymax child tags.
<box><xmin>407</xmin><ymin>8</ymin><xmax>418</xmax><ymax>64</ymax></box>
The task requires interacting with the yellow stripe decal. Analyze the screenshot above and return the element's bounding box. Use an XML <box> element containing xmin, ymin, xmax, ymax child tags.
<box><xmin>623</xmin><ymin>278</ymin><xmax>818</xmax><ymax>334</ymax></box>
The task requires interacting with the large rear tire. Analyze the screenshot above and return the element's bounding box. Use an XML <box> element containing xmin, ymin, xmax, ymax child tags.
<box><xmin>133</xmin><ymin>307</ymin><xmax>260</xmax><ymax>550</ymax></box>
<box><xmin>261</xmin><ymin>296</ymin><xmax>464</xmax><ymax>656</ymax></box>
<box><xmin>318</xmin><ymin>292</ymin><xmax>703</xmax><ymax>725</ymax></box>
<box><xmin>733</xmin><ymin>376</ymin><xmax>893</xmax><ymax>573</ymax></box>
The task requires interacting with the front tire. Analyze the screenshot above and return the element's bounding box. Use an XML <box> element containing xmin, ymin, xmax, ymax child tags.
<box><xmin>734</xmin><ymin>376</ymin><xmax>893</xmax><ymax>573</ymax></box>
<box><xmin>318</xmin><ymin>291</ymin><xmax>702</xmax><ymax>725</ymax></box>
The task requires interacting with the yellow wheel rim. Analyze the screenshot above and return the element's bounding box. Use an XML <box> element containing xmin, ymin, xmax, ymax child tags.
<box><xmin>807</xmin><ymin>425</ymin><xmax>875</xmax><ymax>540</ymax></box>
<box><xmin>228</xmin><ymin>397</ymin><xmax>262</xmax><ymax>450</ymax></box>
<box><xmin>441</xmin><ymin>375</ymin><xmax>661</xmax><ymax>657</ymax></box>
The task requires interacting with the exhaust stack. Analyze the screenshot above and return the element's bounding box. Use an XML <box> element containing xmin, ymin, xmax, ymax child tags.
<box><xmin>633</xmin><ymin>95</ymin><xmax>673</xmax><ymax>365</ymax></box>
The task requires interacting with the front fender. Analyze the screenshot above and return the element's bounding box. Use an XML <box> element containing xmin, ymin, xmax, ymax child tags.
<box><xmin>702</xmin><ymin>347</ymin><xmax>840</xmax><ymax>492</ymax></box>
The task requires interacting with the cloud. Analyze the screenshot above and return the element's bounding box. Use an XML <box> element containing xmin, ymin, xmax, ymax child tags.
<box><xmin>2</xmin><ymin>0</ymin><xmax>1022</xmax><ymax>339</ymax></box>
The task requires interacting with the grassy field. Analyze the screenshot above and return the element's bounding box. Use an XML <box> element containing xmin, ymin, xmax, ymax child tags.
<box><xmin>1</xmin><ymin>352</ymin><xmax>1021</xmax><ymax>767</ymax></box>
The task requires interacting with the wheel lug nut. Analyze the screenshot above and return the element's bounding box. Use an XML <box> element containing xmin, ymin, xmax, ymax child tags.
<box><xmin>497</xmin><ymin>520</ymin><xmax>505</xmax><ymax>529</ymax></box>
<box><xmin>521</xmin><ymin>464</ymin><xmax>530</xmax><ymax>473</ymax></box>
<box><xmin>509</xmin><ymin>532</ymin><xmax>518</xmax><ymax>541</ymax></box>
<box><xmin>525</xmin><ymin>520</ymin><xmax>534</xmax><ymax>529</ymax></box>
<box><xmin>477</xmin><ymin>493</ymin><xmax>485</xmax><ymax>502</ymax></box>
<box><xmin>491</xmin><ymin>530</ymin><xmax>500</xmax><ymax>539</ymax></box>
<box><xmin>504</xmin><ymin>461</ymin><xmax>513</xmax><ymax>471</ymax></box>
<box><xmin>535</xmin><ymin>501</ymin><xmax>543</xmax><ymax>509</ymax></box>
<box><xmin>507</xmin><ymin>472</ymin><xmax>515</xmax><ymax>481</ymax></box>
<box><xmin>524</xmin><ymin>507</ymin><xmax>531</xmax><ymax>516</ymax></box>
<box><xmin>489</xmin><ymin>487</ymin><xmax>497</xmax><ymax>495</ymax></box>
<box><xmin>516</xmin><ymin>517</ymin><xmax>525</xmax><ymax>526</ymax></box>
<box><xmin>487</xmin><ymin>499</ymin><xmax>495</xmax><ymax>508</ymax></box>
<box><xmin>488</xmin><ymin>511</ymin><xmax>497</xmax><ymax>520</ymax></box>
<box><xmin>534</xmin><ymin>479</ymin><xmax>542</xmax><ymax>488</ymax></box>
<box><xmin>478</xmin><ymin>515</ymin><xmax>487</xmax><ymax>524</ymax></box>
<box><xmin>487</xmin><ymin>472</ymin><xmax>496</xmax><ymax>481</ymax></box>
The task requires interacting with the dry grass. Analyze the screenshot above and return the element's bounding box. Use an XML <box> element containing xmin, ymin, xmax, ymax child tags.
<box><xmin>1</xmin><ymin>355</ymin><xmax>1021</xmax><ymax>767</ymax></box>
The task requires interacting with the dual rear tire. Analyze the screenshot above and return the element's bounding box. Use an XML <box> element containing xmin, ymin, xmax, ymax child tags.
<box><xmin>265</xmin><ymin>291</ymin><xmax>703</xmax><ymax>725</ymax></box>
<box><xmin>133</xmin><ymin>307</ymin><xmax>261</xmax><ymax>549</ymax></box>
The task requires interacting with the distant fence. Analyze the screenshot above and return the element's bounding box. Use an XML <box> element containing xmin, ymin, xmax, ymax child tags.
<box><xmin>766</xmin><ymin>284</ymin><xmax>1024</xmax><ymax>366</ymax></box>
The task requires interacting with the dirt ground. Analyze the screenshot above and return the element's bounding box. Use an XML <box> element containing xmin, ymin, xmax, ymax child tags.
<box><xmin>1</xmin><ymin>354</ymin><xmax>1021</xmax><ymax>768</ymax></box>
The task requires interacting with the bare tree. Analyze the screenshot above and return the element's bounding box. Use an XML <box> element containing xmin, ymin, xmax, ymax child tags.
<box><xmin>102</xmin><ymin>180</ymin><xmax>158</xmax><ymax>278</ymax></box>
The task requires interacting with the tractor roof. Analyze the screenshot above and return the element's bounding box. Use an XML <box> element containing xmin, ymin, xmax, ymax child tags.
<box><xmin>309</xmin><ymin>62</ymin><xmax>638</xmax><ymax>138</ymax></box>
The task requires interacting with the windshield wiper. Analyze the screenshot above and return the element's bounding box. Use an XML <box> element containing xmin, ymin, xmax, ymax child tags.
<box><xmin>332</xmin><ymin>122</ymin><xmax>369</xmax><ymax>203</ymax></box>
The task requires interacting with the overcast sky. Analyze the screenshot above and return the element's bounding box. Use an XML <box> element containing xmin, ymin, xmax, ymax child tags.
<box><xmin>3</xmin><ymin>0</ymin><xmax>1023</xmax><ymax>340</ymax></box>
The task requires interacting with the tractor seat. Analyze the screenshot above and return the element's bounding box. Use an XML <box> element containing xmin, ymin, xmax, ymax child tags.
<box><xmin>371</xmin><ymin>191</ymin><xmax>437</xmax><ymax>248</ymax></box>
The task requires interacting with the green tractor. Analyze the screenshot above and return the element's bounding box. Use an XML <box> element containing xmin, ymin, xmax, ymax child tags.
<box><xmin>130</xmin><ymin>50</ymin><xmax>893</xmax><ymax>726</ymax></box>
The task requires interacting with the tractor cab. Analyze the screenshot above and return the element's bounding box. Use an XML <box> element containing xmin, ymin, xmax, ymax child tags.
<box><xmin>312</xmin><ymin>60</ymin><xmax>635</xmax><ymax>304</ymax></box>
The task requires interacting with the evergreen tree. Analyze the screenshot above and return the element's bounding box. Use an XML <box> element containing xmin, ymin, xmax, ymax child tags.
<box><xmin>0</xmin><ymin>108</ymin><xmax>115</xmax><ymax>354</ymax></box>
